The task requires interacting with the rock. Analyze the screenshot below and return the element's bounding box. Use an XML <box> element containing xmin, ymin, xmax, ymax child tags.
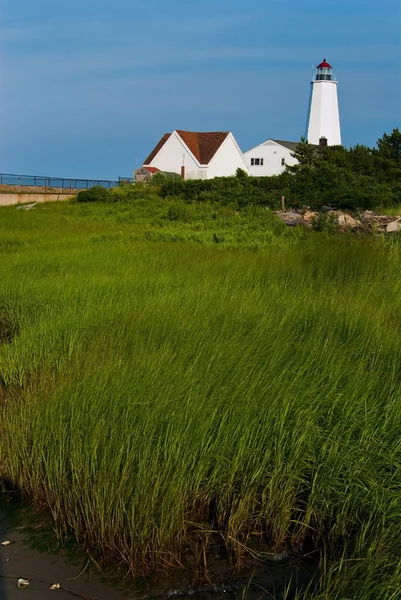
<box><xmin>386</xmin><ymin>221</ymin><xmax>401</xmax><ymax>233</ymax></box>
<box><xmin>303</xmin><ymin>211</ymin><xmax>318</xmax><ymax>222</ymax></box>
<box><xmin>336</xmin><ymin>214</ymin><xmax>358</xmax><ymax>228</ymax></box>
<box><xmin>1</xmin><ymin>541</ymin><xmax>11</xmax><ymax>546</ymax></box>
<box><xmin>16</xmin><ymin>203</ymin><xmax>37</xmax><ymax>211</ymax></box>
<box><xmin>17</xmin><ymin>578</ymin><xmax>30</xmax><ymax>588</ymax></box>
<box><xmin>376</xmin><ymin>215</ymin><xmax>393</xmax><ymax>224</ymax></box>
<box><xmin>361</xmin><ymin>210</ymin><xmax>376</xmax><ymax>222</ymax></box>
<box><xmin>274</xmin><ymin>211</ymin><xmax>303</xmax><ymax>227</ymax></box>
<box><xmin>321</xmin><ymin>205</ymin><xmax>336</xmax><ymax>213</ymax></box>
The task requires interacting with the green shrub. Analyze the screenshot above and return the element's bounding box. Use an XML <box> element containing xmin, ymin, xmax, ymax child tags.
<box><xmin>149</xmin><ymin>171</ymin><xmax>181</xmax><ymax>186</ymax></box>
<box><xmin>164</xmin><ymin>201</ymin><xmax>193</xmax><ymax>222</ymax></box>
<box><xmin>76</xmin><ymin>186</ymin><xmax>110</xmax><ymax>203</ymax></box>
<box><xmin>158</xmin><ymin>175</ymin><xmax>288</xmax><ymax>209</ymax></box>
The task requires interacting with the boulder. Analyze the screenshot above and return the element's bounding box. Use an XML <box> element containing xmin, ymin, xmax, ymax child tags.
<box><xmin>321</xmin><ymin>205</ymin><xmax>335</xmax><ymax>213</ymax></box>
<box><xmin>361</xmin><ymin>210</ymin><xmax>376</xmax><ymax>222</ymax></box>
<box><xmin>274</xmin><ymin>211</ymin><xmax>303</xmax><ymax>226</ymax></box>
<box><xmin>303</xmin><ymin>211</ymin><xmax>318</xmax><ymax>222</ymax></box>
<box><xmin>336</xmin><ymin>214</ymin><xmax>358</xmax><ymax>228</ymax></box>
<box><xmin>386</xmin><ymin>221</ymin><xmax>401</xmax><ymax>233</ymax></box>
<box><xmin>282</xmin><ymin>212</ymin><xmax>303</xmax><ymax>227</ymax></box>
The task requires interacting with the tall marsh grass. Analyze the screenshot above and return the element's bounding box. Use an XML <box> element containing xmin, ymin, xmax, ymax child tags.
<box><xmin>0</xmin><ymin>199</ymin><xmax>400</xmax><ymax>598</ymax></box>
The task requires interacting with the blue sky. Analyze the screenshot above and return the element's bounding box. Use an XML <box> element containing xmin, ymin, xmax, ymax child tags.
<box><xmin>1</xmin><ymin>0</ymin><xmax>400</xmax><ymax>179</ymax></box>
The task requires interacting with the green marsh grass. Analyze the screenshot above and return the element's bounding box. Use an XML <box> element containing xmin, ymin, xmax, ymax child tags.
<box><xmin>0</xmin><ymin>196</ymin><xmax>400</xmax><ymax>598</ymax></box>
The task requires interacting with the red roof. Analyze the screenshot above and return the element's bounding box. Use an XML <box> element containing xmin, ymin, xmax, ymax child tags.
<box><xmin>142</xmin><ymin>166</ymin><xmax>161</xmax><ymax>174</ymax></box>
<box><xmin>317</xmin><ymin>59</ymin><xmax>332</xmax><ymax>69</ymax></box>
<box><xmin>176</xmin><ymin>130</ymin><xmax>229</xmax><ymax>164</ymax></box>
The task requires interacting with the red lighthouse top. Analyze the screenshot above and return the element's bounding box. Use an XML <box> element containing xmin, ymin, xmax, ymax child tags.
<box><xmin>317</xmin><ymin>59</ymin><xmax>332</xmax><ymax>69</ymax></box>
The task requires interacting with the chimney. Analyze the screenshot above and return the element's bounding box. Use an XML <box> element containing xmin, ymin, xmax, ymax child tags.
<box><xmin>181</xmin><ymin>165</ymin><xmax>186</xmax><ymax>180</ymax></box>
<box><xmin>319</xmin><ymin>136</ymin><xmax>328</xmax><ymax>150</ymax></box>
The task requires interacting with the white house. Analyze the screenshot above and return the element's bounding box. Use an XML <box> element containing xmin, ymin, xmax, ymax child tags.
<box><xmin>142</xmin><ymin>130</ymin><xmax>249</xmax><ymax>179</ymax></box>
<box><xmin>243</xmin><ymin>139</ymin><xmax>299</xmax><ymax>177</ymax></box>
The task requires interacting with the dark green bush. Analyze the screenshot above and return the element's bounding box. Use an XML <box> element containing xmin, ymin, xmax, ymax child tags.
<box><xmin>77</xmin><ymin>186</ymin><xmax>110</xmax><ymax>203</ymax></box>
<box><xmin>158</xmin><ymin>174</ymin><xmax>289</xmax><ymax>209</ymax></box>
<box><xmin>149</xmin><ymin>171</ymin><xmax>181</xmax><ymax>186</ymax></box>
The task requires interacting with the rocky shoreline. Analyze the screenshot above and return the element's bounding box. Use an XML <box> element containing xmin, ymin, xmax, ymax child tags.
<box><xmin>274</xmin><ymin>206</ymin><xmax>401</xmax><ymax>233</ymax></box>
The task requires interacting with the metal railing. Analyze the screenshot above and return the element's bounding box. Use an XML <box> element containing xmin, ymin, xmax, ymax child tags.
<box><xmin>0</xmin><ymin>173</ymin><xmax>133</xmax><ymax>191</ymax></box>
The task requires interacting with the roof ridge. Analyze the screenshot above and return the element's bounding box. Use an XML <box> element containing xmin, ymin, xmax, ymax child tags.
<box><xmin>176</xmin><ymin>130</ymin><xmax>230</xmax><ymax>164</ymax></box>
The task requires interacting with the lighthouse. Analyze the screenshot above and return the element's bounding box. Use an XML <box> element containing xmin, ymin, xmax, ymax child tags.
<box><xmin>306</xmin><ymin>59</ymin><xmax>341</xmax><ymax>146</ymax></box>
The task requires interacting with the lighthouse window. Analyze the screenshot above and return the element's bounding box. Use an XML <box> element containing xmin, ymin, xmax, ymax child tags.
<box><xmin>281</xmin><ymin>158</ymin><xmax>285</xmax><ymax>166</ymax></box>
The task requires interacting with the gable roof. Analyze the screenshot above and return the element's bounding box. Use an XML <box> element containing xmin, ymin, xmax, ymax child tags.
<box><xmin>175</xmin><ymin>130</ymin><xmax>230</xmax><ymax>164</ymax></box>
<box><xmin>143</xmin><ymin>133</ymin><xmax>171</xmax><ymax>165</ymax></box>
<box><xmin>270</xmin><ymin>139</ymin><xmax>299</xmax><ymax>153</ymax></box>
<box><xmin>144</xmin><ymin>130</ymin><xmax>231</xmax><ymax>167</ymax></box>
<box><xmin>142</xmin><ymin>166</ymin><xmax>161</xmax><ymax>174</ymax></box>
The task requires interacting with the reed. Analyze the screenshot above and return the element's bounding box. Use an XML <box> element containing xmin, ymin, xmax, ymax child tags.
<box><xmin>0</xmin><ymin>197</ymin><xmax>400</xmax><ymax>598</ymax></box>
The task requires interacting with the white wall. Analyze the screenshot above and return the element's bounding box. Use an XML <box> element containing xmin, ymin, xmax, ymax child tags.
<box><xmin>307</xmin><ymin>80</ymin><xmax>341</xmax><ymax>146</ymax></box>
<box><xmin>243</xmin><ymin>140</ymin><xmax>297</xmax><ymax>176</ymax></box>
<box><xmin>207</xmin><ymin>134</ymin><xmax>250</xmax><ymax>178</ymax></box>
<box><xmin>148</xmin><ymin>132</ymin><xmax>199</xmax><ymax>175</ymax></box>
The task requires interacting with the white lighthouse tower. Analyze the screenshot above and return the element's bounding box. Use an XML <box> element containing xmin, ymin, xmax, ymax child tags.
<box><xmin>306</xmin><ymin>59</ymin><xmax>341</xmax><ymax>146</ymax></box>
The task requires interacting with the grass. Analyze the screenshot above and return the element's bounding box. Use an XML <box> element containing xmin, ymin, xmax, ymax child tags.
<box><xmin>0</xmin><ymin>193</ymin><xmax>400</xmax><ymax>598</ymax></box>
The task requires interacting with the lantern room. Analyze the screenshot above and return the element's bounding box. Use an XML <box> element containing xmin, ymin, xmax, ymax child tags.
<box><xmin>315</xmin><ymin>59</ymin><xmax>332</xmax><ymax>81</ymax></box>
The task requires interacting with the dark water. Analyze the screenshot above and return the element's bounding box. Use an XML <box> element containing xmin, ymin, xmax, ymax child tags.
<box><xmin>0</xmin><ymin>493</ymin><xmax>133</xmax><ymax>599</ymax></box>
<box><xmin>0</xmin><ymin>493</ymin><xmax>317</xmax><ymax>600</ymax></box>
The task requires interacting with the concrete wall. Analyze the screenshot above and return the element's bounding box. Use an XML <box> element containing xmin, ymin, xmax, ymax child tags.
<box><xmin>0</xmin><ymin>193</ymin><xmax>74</xmax><ymax>207</ymax></box>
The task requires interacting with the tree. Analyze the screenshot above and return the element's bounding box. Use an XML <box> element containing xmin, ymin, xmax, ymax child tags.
<box><xmin>286</xmin><ymin>137</ymin><xmax>321</xmax><ymax>173</ymax></box>
<box><xmin>235</xmin><ymin>168</ymin><xmax>248</xmax><ymax>178</ymax></box>
<box><xmin>376</xmin><ymin>128</ymin><xmax>401</xmax><ymax>160</ymax></box>
<box><xmin>374</xmin><ymin>128</ymin><xmax>401</xmax><ymax>185</ymax></box>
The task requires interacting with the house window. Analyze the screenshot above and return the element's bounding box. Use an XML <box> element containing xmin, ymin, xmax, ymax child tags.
<box><xmin>251</xmin><ymin>158</ymin><xmax>263</xmax><ymax>166</ymax></box>
<box><xmin>281</xmin><ymin>158</ymin><xmax>285</xmax><ymax>166</ymax></box>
